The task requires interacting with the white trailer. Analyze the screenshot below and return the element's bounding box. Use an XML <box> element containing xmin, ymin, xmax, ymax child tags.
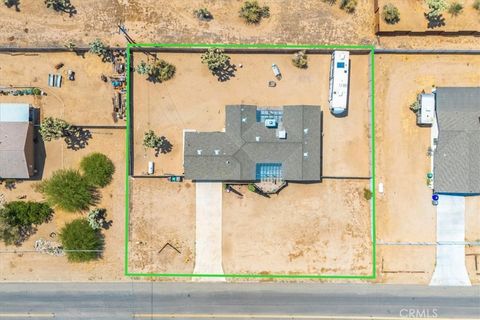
<box><xmin>329</xmin><ymin>51</ymin><xmax>350</xmax><ymax>115</ymax></box>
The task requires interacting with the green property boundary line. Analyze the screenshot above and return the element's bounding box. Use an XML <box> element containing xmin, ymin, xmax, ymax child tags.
<box><xmin>124</xmin><ymin>43</ymin><xmax>376</xmax><ymax>279</ymax></box>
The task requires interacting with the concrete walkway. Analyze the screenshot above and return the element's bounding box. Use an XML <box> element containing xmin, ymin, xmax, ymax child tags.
<box><xmin>430</xmin><ymin>195</ymin><xmax>471</xmax><ymax>286</ymax></box>
<box><xmin>193</xmin><ymin>182</ymin><xmax>225</xmax><ymax>281</ymax></box>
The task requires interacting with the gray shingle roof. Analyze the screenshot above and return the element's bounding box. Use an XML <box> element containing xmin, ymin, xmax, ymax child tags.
<box><xmin>434</xmin><ymin>87</ymin><xmax>480</xmax><ymax>194</ymax></box>
<box><xmin>0</xmin><ymin>122</ymin><xmax>34</xmax><ymax>179</ymax></box>
<box><xmin>184</xmin><ymin>105</ymin><xmax>322</xmax><ymax>181</ymax></box>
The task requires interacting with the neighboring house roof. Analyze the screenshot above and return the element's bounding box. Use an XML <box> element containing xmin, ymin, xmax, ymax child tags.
<box><xmin>0</xmin><ymin>103</ymin><xmax>34</xmax><ymax>179</ymax></box>
<box><xmin>184</xmin><ymin>105</ymin><xmax>322</xmax><ymax>181</ymax></box>
<box><xmin>434</xmin><ymin>87</ymin><xmax>480</xmax><ymax>194</ymax></box>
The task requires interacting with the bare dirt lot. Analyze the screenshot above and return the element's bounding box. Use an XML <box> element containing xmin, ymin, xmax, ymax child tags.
<box><xmin>0</xmin><ymin>53</ymin><xmax>126</xmax><ymax>281</ymax></box>
<box><xmin>375</xmin><ymin>54</ymin><xmax>480</xmax><ymax>284</ymax></box>
<box><xmin>128</xmin><ymin>178</ymin><xmax>195</xmax><ymax>274</ymax></box>
<box><xmin>223</xmin><ymin>180</ymin><xmax>372</xmax><ymax>275</ymax></box>
<box><xmin>129</xmin><ymin>50</ymin><xmax>373</xmax><ymax>276</ymax></box>
<box><xmin>1</xmin><ymin>0</ymin><xmax>478</xmax><ymax>50</ymax></box>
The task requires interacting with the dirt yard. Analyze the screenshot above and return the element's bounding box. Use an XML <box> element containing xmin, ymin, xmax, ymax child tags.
<box><xmin>130</xmin><ymin>50</ymin><xmax>372</xmax><ymax>276</ymax></box>
<box><xmin>128</xmin><ymin>178</ymin><xmax>195</xmax><ymax>274</ymax></box>
<box><xmin>132</xmin><ymin>51</ymin><xmax>371</xmax><ymax>178</ymax></box>
<box><xmin>375</xmin><ymin>54</ymin><xmax>480</xmax><ymax>284</ymax></box>
<box><xmin>0</xmin><ymin>52</ymin><xmax>126</xmax><ymax>281</ymax></box>
<box><xmin>377</xmin><ymin>0</ymin><xmax>480</xmax><ymax>33</ymax></box>
<box><xmin>222</xmin><ymin>180</ymin><xmax>373</xmax><ymax>275</ymax></box>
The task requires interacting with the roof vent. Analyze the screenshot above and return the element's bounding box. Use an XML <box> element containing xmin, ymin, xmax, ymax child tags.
<box><xmin>303</xmin><ymin>152</ymin><xmax>308</xmax><ymax>157</ymax></box>
<box><xmin>214</xmin><ymin>150</ymin><xmax>220</xmax><ymax>155</ymax></box>
<box><xmin>278</xmin><ymin>130</ymin><xmax>287</xmax><ymax>139</ymax></box>
<box><xmin>304</xmin><ymin>128</ymin><xmax>308</xmax><ymax>134</ymax></box>
<box><xmin>256</xmin><ymin>136</ymin><xmax>260</xmax><ymax>142</ymax></box>
<box><xmin>197</xmin><ymin>150</ymin><xmax>202</xmax><ymax>155</ymax></box>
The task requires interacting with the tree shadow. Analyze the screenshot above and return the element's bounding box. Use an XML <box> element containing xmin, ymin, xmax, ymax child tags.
<box><xmin>64</xmin><ymin>127</ymin><xmax>92</xmax><ymax>151</ymax></box>
<box><xmin>48</xmin><ymin>0</ymin><xmax>77</xmax><ymax>17</ymax></box>
<box><xmin>154</xmin><ymin>136</ymin><xmax>173</xmax><ymax>156</ymax></box>
<box><xmin>425</xmin><ymin>13</ymin><xmax>446</xmax><ymax>29</ymax></box>
<box><xmin>5</xmin><ymin>0</ymin><xmax>20</xmax><ymax>11</ymax></box>
<box><xmin>212</xmin><ymin>61</ymin><xmax>237</xmax><ymax>82</ymax></box>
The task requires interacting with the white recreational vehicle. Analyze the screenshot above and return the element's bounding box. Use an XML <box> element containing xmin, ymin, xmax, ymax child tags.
<box><xmin>329</xmin><ymin>51</ymin><xmax>350</xmax><ymax>115</ymax></box>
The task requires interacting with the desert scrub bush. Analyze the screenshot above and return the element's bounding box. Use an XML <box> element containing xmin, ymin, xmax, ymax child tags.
<box><xmin>410</xmin><ymin>100</ymin><xmax>421</xmax><ymax>113</ymax></box>
<box><xmin>39</xmin><ymin>117</ymin><xmax>73</xmax><ymax>141</ymax></box>
<box><xmin>448</xmin><ymin>1</ymin><xmax>463</xmax><ymax>16</ymax></box>
<box><xmin>37</xmin><ymin>169</ymin><xmax>95</xmax><ymax>212</ymax></box>
<box><xmin>87</xmin><ymin>208</ymin><xmax>106</xmax><ymax>230</ymax></box>
<box><xmin>363</xmin><ymin>188</ymin><xmax>372</xmax><ymax>200</ymax></box>
<box><xmin>239</xmin><ymin>0</ymin><xmax>270</xmax><ymax>24</ymax></box>
<box><xmin>80</xmin><ymin>153</ymin><xmax>115</xmax><ymax>188</ymax></box>
<box><xmin>60</xmin><ymin>218</ymin><xmax>103</xmax><ymax>262</ymax></box>
<box><xmin>475</xmin><ymin>0</ymin><xmax>480</xmax><ymax>10</ymax></box>
<box><xmin>425</xmin><ymin>0</ymin><xmax>448</xmax><ymax>18</ymax></box>
<box><xmin>143</xmin><ymin>130</ymin><xmax>163</xmax><ymax>149</ymax></box>
<box><xmin>140</xmin><ymin>60</ymin><xmax>176</xmax><ymax>83</ymax></box>
<box><xmin>201</xmin><ymin>48</ymin><xmax>231</xmax><ymax>71</ymax></box>
<box><xmin>340</xmin><ymin>0</ymin><xmax>358</xmax><ymax>13</ymax></box>
<box><xmin>292</xmin><ymin>51</ymin><xmax>308</xmax><ymax>69</ymax></box>
<box><xmin>194</xmin><ymin>8</ymin><xmax>213</xmax><ymax>21</ymax></box>
<box><xmin>382</xmin><ymin>3</ymin><xmax>400</xmax><ymax>24</ymax></box>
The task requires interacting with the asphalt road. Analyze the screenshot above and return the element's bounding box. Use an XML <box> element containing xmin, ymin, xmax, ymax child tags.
<box><xmin>0</xmin><ymin>282</ymin><xmax>478</xmax><ymax>319</ymax></box>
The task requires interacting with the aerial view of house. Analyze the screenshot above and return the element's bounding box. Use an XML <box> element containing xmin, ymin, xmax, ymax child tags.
<box><xmin>0</xmin><ymin>0</ymin><xmax>479</xmax><ymax>318</ymax></box>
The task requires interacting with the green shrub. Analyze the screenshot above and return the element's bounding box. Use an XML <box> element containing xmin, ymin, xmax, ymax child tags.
<box><xmin>239</xmin><ymin>0</ymin><xmax>270</xmax><ymax>24</ymax></box>
<box><xmin>292</xmin><ymin>51</ymin><xmax>308</xmax><ymax>69</ymax></box>
<box><xmin>39</xmin><ymin>117</ymin><xmax>72</xmax><ymax>141</ymax></box>
<box><xmin>2</xmin><ymin>201</ymin><xmax>52</xmax><ymax>227</ymax></box>
<box><xmin>194</xmin><ymin>8</ymin><xmax>213</xmax><ymax>21</ymax></box>
<box><xmin>147</xmin><ymin>60</ymin><xmax>176</xmax><ymax>83</ymax></box>
<box><xmin>340</xmin><ymin>0</ymin><xmax>358</xmax><ymax>13</ymax></box>
<box><xmin>37</xmin><ymin>169</ymin><xmax>94</xmax><ymax>212</ymax></box>
<box><xmin>475</xmin><ymin>0</ymin><xmax>480</xmax><ymax>10</ymax></box>
<box><xmin>382</xmin><ymin>3</ymin><xmax>400</xmax><ymax>24</ymax></box>
<box><xmin>201</xmin><ymin>48</ymin><xmax>231</xmax><ymax>71</ymax></box>
<box><xmin>0</xmin><ymin>214</ymin><xmax>21</xmax><ymax>245</ymax></box>
<box><xmin>60</xmin><ymin>219</ymin><xmax>103</xmax><ymax>262</ymax></box>
<box><xmin>425</xmin><ymin>0</ymin><xmax>448</xmax><ymax>18</ymax></box>
<box><xmin>410</xmin><ymin>100</ymin><xmax>421</xmax><ymax>113</ymax></box>
<box><xmin>80</xmin><ymin>153</ymin><xmax>115</xmax><ymax>187</ymax></box>
<box><xmin>363</xmin><ymin>188</ymin><xmax>372</xmax><ymax>200</ymax></box>
<box><xmin>32</xmin><ymin>87</ymin><xmax>42</xmax><ymax>95</ymax></box>
<box><xmin>247</xmin><ymin>184</ymin><xmax>256</xmax><ymax>192</ymax></box>
<box><xmin>448</xmin><ymin>2</ymin><xmax>463</xmax><ymax>16</ymax></box>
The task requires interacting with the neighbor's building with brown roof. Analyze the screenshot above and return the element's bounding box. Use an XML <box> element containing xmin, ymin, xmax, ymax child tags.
<box><xmin>0</xmin><ymin>103</ymin><xmax>35</xmax><ymax>179</ymax></box>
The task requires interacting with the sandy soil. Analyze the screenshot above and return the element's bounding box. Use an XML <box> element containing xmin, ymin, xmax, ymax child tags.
<box><xmin>132</xmin><ymin>52</ymin><xmax>371</xmax><ymax>178</ymax></box>
<box><xmin>223</xmin><ymin>180</ymin><xmax>372</xmax><ymax>275</ymax></box>
<box><xmin>0</xmin><ymin>0</ymin><xmax>374</xmax><ymax>47</ymax></box>
<box><xmin>0</xmin><ymin>52</ymin><xmax>126</xmax><ymax>281</ymax></box>
<box><xmin>375</xmin><ymin>54</ymin><xmax>480</xmax><ymax>284</ymax></box>
<box><xmin>0</xmin><ymin>52</ymin><xmax>117</xmax><ymax>125</ymax></box>
<box><xmin>377</xmin><ymin>0</ymin><xmax>480</xmax><ymax>32</ymax></box>
<box><xmin>128</xmin><ymin>178</ymin><xmax>195</xmax><ymax>274</ymax></box>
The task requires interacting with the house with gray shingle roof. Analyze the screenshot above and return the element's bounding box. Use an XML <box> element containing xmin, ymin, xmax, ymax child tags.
<box><xmin>0</xmin><ymin>103</ymin><xmax>35</xmax><ymax>179</ymax></box>
<box><xmin>434</xmin><ymin>87</ymin><xmax>480</xmax><ymax>195</ymax></box>
<box><xmin>184</xmin><ymin>105</ymin><xmax>322</xmax><ymax>182</ymax></box>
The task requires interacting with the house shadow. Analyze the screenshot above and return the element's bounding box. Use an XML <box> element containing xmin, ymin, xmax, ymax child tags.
<box><xmin>32</xmin><ymin>109</ymin><xmax>46</xmax><ymax>181</ymax></box>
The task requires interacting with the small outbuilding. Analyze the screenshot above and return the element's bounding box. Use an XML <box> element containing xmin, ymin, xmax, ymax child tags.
<box><xmin>417</xmin><ymin>93</ymin><xmax>435</xmax><ymax>126</ymax></box>
<box><xmin>0</xmin><ymin>103</ymin><xmax>35</xmax><ymax>179</ymax></box>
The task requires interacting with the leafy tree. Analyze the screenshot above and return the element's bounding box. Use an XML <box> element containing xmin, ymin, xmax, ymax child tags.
<box><xmin>0</xmin><ymin>201</ymin><xmax>52</xmax><ymax>245</ymax></box>
<box><xmin>448</xmin><ymin>2</ymin><xmax>463</xmax><ymax>16</ymax></box>
<box><xmin>145</xmin><ymin>60</ymin><xmax>176</xmax><ymax>83</ymax></box>
<box><xmin>475</xmin><ymin>0</ymin><xmax>480</xmax><ymax>10</ymax></box>
<box><xmin>382</xmin><ymin>3</ymin><xmax>400</xmax><ymax>24</ymax></box>
<box><xmin>194</xmin><ymin>8</ymin><xmax>213</xmax><ymax>21</ymax></box>
<box><xmin>80</xmin><ymin>153</ymin><xmax>115</xmax><ymax>188</ymax></box>
<box><xmin>425</xmin><ymin>0</ymin><xmax>448</xmax><ymax>19</ymax></box>
<box><xmin>136</xmin><ymin>61</ymin><xmax>152</xmax><ymax>75</ymax></box>
<box><xmin>37</xmin><ymin>169</ymin><xmax>94</xmax><ymax>212</ymax></box>
<box><xmin>340</xmin><ymin>0</ymin><xmax>358</xmax><ymax>13</ymax></box>
<box><xmin>143</xmin><ymin>130</ymin><xmax>163</xmax><ymax>149</ymax></box>
<box><xmin>201</xmin><ymin>48</ymin><xmax>230</xmax><ymax>71</ymax></box>
<box><xmin>39</xmin><ymin>117</ymin><xmax>73</xmax><ymax>141</ymax></box>
<box><xmin>60</xmin><ymin>218</ymin><xmax>103</xmax><ymax>262</ymax></box>
<box><xmin>239</xmin><ymin>0</ymin><xmax>270</xmax><ymax>24</ymax></box>
<box><xmin>2</xmin><ymin>201</ymin><xmax>52</xmax><ymax>227</ymax></box>
<box><xmin>292</xmin><ymin>51</ymin><xmax>308</xmax><ymax>69</ymax></box>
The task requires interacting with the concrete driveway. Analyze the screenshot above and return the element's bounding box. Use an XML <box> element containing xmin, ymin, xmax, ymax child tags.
<box><xmin>430</xmin><ymin>195</ymin><xmax>471</xmax><ymax>286</ymax></box>
<box><xmin>193</xmin><ymin>182</ymin><xmax>225</xmax><ymax>281</ymax></box>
